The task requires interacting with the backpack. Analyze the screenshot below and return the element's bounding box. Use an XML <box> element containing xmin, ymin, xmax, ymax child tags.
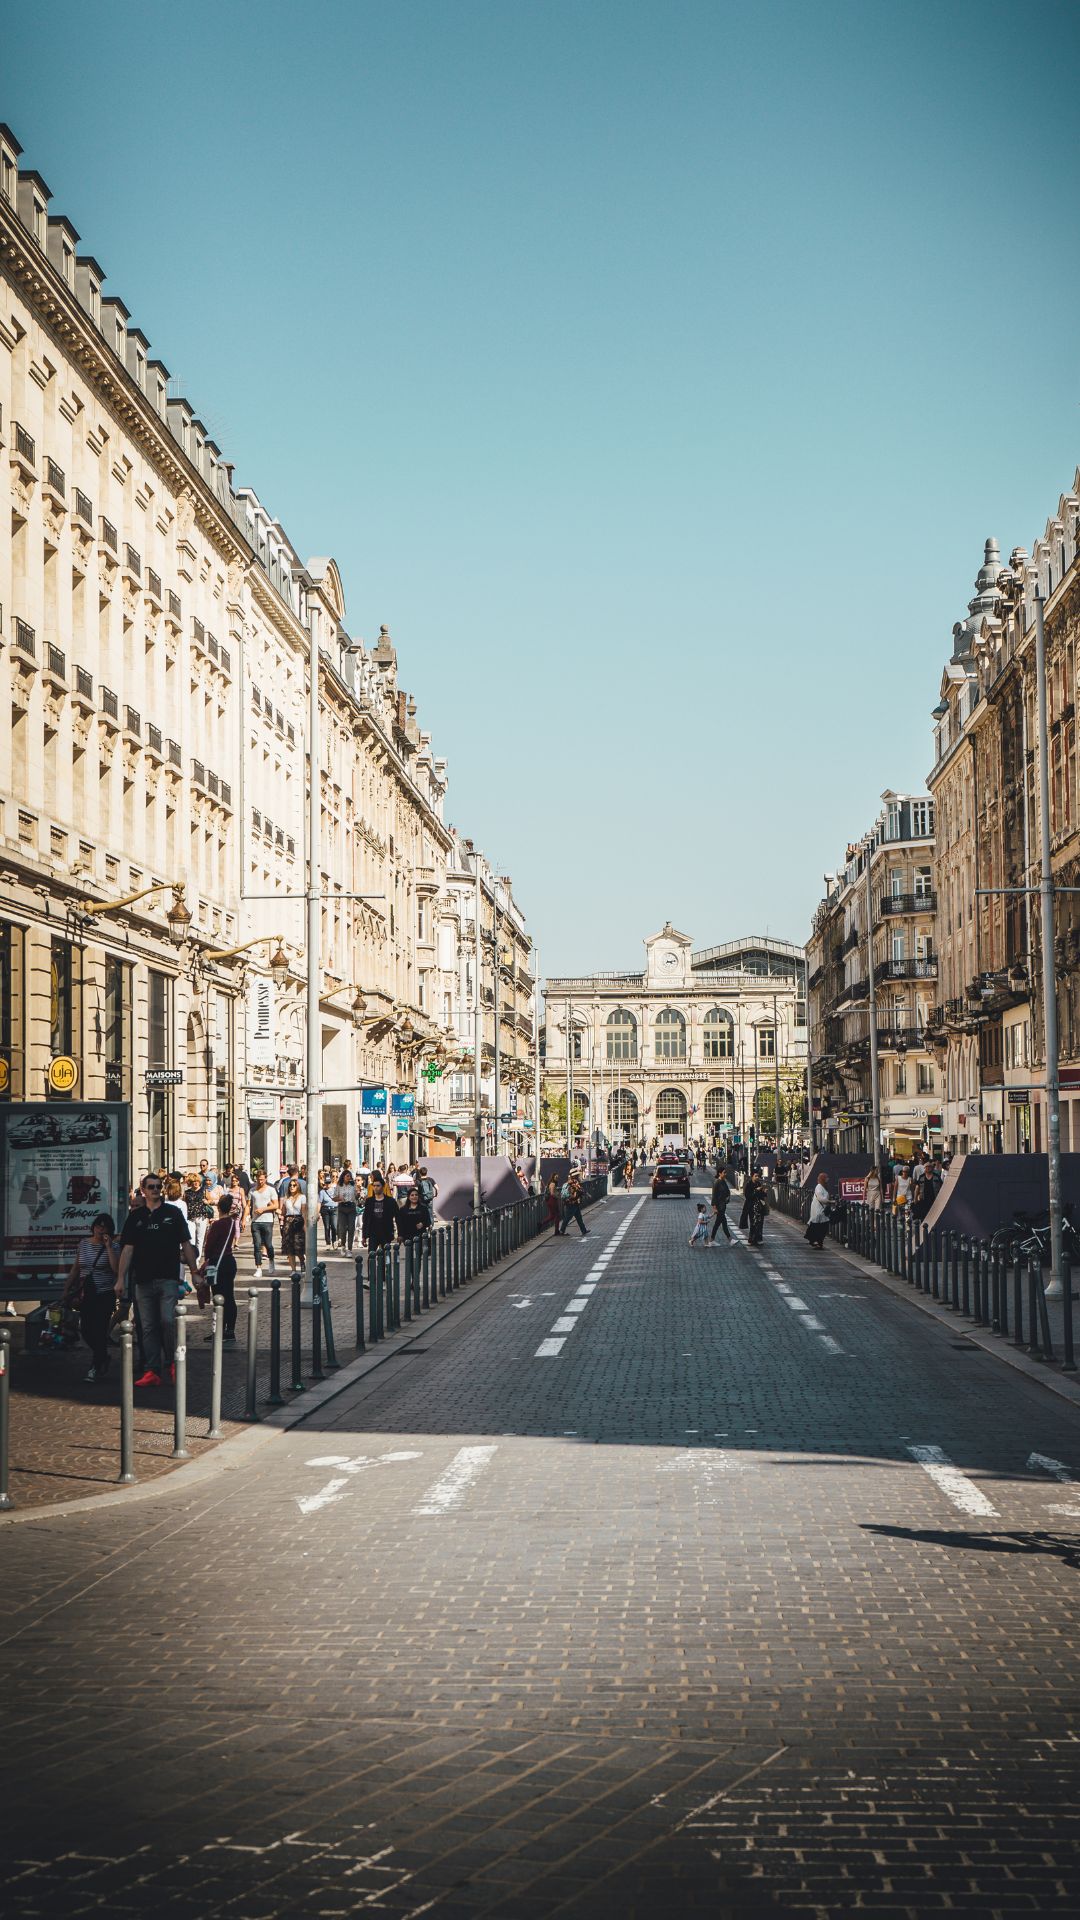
<box><xmin>560</xmin><ymin>1182</ymin><xmax>571</xmax><ymax>1201</ymax></box>
<box><xmin>418</xmin><ymin>1177</ymin><xmax>435</xmax><ymax>1206</ymax></box>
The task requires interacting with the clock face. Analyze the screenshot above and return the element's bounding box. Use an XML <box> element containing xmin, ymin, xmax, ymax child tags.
<box><xmin>660</xmin><ymin>950</ymin><xmax>679</xmax><ymax>972</ymax></box>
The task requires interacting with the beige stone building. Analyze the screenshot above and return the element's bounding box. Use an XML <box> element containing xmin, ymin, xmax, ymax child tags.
<box><xmin>543</xmin><ymin>927</ymin><xmax>807</xmax><ymax>1150</ymax></box>
<box><xmin>0</xmin><ymin>120</ymin><xmax>528</xmax><ymax>1178</ymax></box>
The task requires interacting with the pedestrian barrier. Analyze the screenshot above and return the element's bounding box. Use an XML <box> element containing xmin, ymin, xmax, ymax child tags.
<box><xmin>0</xmin><ymin>1327</ymin><xmax>11</xmax><ymax>1511</ymax></box>
<box><xmin>769</xmin><ymin>1177</ymin><xmax>1075</xmax><ymax>1374</ymax></box>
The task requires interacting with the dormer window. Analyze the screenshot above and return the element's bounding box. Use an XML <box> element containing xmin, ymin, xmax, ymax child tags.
<box><xmin>1</xmin><ymin>153</ymin><xmax>14</xmax><ymax>202</ymax></box>
<box><xmin>33</xmin><ymin>195</ymin><xmax>45</xmax><ymax>243</ymax></box>
<box><xmin>90</xmin><ymin>283</ymin><xmax>100</xmax><ymax>322</ymax></box>
<box><xmin>114</xmin><ymin>318</ymin><xmax>124</xmax><ymax>354</ymax></box>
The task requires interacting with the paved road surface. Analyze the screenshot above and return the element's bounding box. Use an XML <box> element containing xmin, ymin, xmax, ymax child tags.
<box><xmin>3</xmin><ymin>1166</ymin><xmax>1080</xmax><ymax>1917</ymax></box>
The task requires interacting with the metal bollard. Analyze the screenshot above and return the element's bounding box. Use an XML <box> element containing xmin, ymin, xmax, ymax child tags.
<box><xmin>1035</xmin><ymin>1253</ymin><xmax>1054</xmax><ymax>1361</ymax></box>
<box><xmin>0</xmin><ymin>1327</ymin><xmax>12</xmax><ymax>1510</ymax></box>
<box><xmin>315</xmin><ymin>1265</ymin><xmax>338</xmax><ymax>1369</ymax></box>
<box><xmin>1027</xmin><ymin>1253</ymin><xmax>1042</xmax><ymax>1357</ymax></box>
<box><xmin>404</xmin><ymin>1240</ymin><xmax>415</xmax><ymax>1321</ymax></box>
<box><xmin>117</xmin><ymin>1318</ymin><xmax>136</xmax><ymax>1484</ymax></box>
<box><xmin>1013</xmin><ymin>1249</ymin><xmax>1025</xmax><ymax>1348</ymax></box>
<box><xmin>208</xmin><ymin>1292</ymin><xmax>225</xmax><ymax>1437</ymax></box>
<box><xmin>266</xmin><ymin>1277</ymin><xmax>284</xmax><ymax>1405</ymax></box>
<box><xmin>1062</xmin><ymin>1251</ymin><xmax>1075</xmax><ymax>1374</ymax></box>
<box><xmin>995</xmin><ymin>1244</ymin><xmax>1007</xmax><ymax>1337</ymax></box>
<box><xmin>960</xmin><ymin>1237</ymin><xmax>971</xmax><ymax>1316</ymax></box>
<box><xmin>244</xmin><ymin>1288</ymin><xmax>259</xmax><ymax>1419</ymax></box>
<box><xmin>290</xmin><ymin>1273</ymin><xmax>305</xmax><ymax>1392</ymax></box>
<box><xmin>172</xmin><ymin>1300</ymin><xmax>190</xmax><ymax>1460</ymax></box>
<box><xmin>354</xmin><ymin>1256</ymin><xmax>366</xmax><ymax>1355</ymax></box>
<box><xmin>310</xmin><ymin>1278</ymin><xmax>324</xmax><ymax>1382</ymax></box>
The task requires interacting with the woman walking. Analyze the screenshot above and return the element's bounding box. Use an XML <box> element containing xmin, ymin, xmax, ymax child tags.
<box><xmin>362</xmin><ymin>1176</ymin><xmax>399</xmax><ymax>1252</ymax></box>
<box><xmin>746</xmin><ymin>1170</ymin><xmax>770</xmax><ymax>1247</ymax></box>
<box><xmin>183</xmin><ymin>1175</ymin><xmax>213</xmax><ymax>1261</ymax></box>
<box><xmin>318</xmin><ymin>1169</ymin><xmax>338</xmax><ymax>1248</ymax></box>
<box><xmin>335</xmin><ymin>1169</ymin><xmax>359</xmax><ymax>1251</ymax></box>
<box><xmin>544</xmin><ymin>1175</ymin><xmax>561</xmax><ymax>1234</ymax></box>
<box><xmin>64</xmin><ymin>1212</ymin><xmax>119</xmax><ymax>1380</ymax></box>
<box><xmin>281</xmin><ymin>1177</ymin><xmax>307</xmax><ymax>1274</ymax></box>
<box><xmin>248</xmin><ymin>1169</ymin><xmax>279</xmax><ymax>1274</ymax></box>
<box><xmin>200</xmin><ymin>1195</ymin><xmax>241</xmax><ymax>1340</ymax></box>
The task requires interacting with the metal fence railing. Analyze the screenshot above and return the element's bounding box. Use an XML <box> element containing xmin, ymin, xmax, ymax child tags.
<box><xmin>769</xmin><ymin>1181</ymin><xmax>1074</xmax><ymax>1373</ymax></box>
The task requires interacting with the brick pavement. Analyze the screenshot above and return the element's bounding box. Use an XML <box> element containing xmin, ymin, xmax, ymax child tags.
<box><xmin>2</xmin><ymin>1168</ymin><xmax>1080</xmax><ymax>1916</ymax></box>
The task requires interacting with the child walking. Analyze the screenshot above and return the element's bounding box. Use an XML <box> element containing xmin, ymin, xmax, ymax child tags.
<box><xmin>688</xmin><ymin>1203</ymin><xmax>710</xmax><ymax>1247</ymax></box>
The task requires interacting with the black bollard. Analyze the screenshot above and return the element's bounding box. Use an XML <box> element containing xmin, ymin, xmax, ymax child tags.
<box><xmin>310</xmin><ymin>1280</ymin><xmax>324</xmax><ymax>1383</ymax></box>
<box><xmin>266</xmin><ymin>1277</ymin><xmax>284</xmax><ymax>1405</ymax></box>
<box><xmin>1013</xmin><ymin>1248</ymin><xmax>1025</xmax><ymax>1348</ymax></box>
<box><xmin>208</xmin><ymin>1292</ymin><xmax>225</xmax><ymax>1437</ymax></box>
<box><xmin>0</xmin><ymin>1327</ymin><xmax>12</xmax><ymax>1510</ymax></box>
<box><xmin>244</xmin><ymin>1288</ymin><xmax>259</xmax><ymax>1420</ymax></box>
<box><xmin>354</xmin><ymin>1255</ymin><xmax>366</xmax><ymax>1355</ymax></box>
<box><xmin>1063</xmin><ymin>1250</ymin><xmax>1076</xmax><ymax>1373</ymax></box>
<box><xmin>290</xmin><ymin>1273</ymin><xmax>305</xmax><ymax>1392</ymax></box>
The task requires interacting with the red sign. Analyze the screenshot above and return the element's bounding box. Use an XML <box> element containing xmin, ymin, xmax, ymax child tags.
<box><xmin>840</xmin><ymin>1177</ymin><xmax>866</xmax><ymax>1202</ymax></box>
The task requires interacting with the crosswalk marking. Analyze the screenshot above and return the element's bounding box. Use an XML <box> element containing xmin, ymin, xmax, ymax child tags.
<box><xmin>413</xmin><ymin>1445</ymin><xmax>497</xmax><ymax>1516</ymax></box>
<box><xmin>907</xmin><ymin>1444</ymin><xmax>999</xmax><ymax>1518</ymax></box>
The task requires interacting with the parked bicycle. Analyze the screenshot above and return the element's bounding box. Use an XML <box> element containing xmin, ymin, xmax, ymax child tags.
<box><xmin>989</xmin><ymin>1207</ymin><xmax>1080</xmax><ymax>1267</ymax></box>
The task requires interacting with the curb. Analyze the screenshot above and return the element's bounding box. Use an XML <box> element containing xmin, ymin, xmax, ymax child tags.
<box><xmin>771</xmin><ymin>1209</ymin><xmax>1080</xmax><ymax>1414</ymax></box>
<box><xmin>0</xmin><ymin>1214</ymin><xmax>595</xmax><ymax>1525</ymax></box>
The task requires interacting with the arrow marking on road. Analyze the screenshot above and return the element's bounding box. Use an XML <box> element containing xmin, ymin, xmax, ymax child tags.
<box><xmin>298</xmin><ymin>1451</ymin><xmax>422</xmax><ymax>1515</ymax></box>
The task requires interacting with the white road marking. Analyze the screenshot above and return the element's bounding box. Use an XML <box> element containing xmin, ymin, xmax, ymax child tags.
<box><xmin>907</xmin><ymin>1444</ymin><xmax>999</xmax><ymax>1518</ymax></box>
<box><xmin>818</xmin><ymin>1335</ymin><xmax>844</xmax><ymax>1354</ymax></box>
<box><xmin>1028</xmin><ymin>1452</ymin><xmax>1080</xmax><ymax>1516</ymax></box>
<box><xmin>800</xmin><ymin>1315</ymin><xmax>826</xmax><ymax>1331</ymax></box>
<box><xmin>551</xmin><ymin>1316</ymin><xmax>578</xmax><ymax>1333</ymax></box>
<box><xmin>660</xmin><ymin>1448</ymin><xmax>754</xmax><ymax>1480</ymax></box>
<box><xmin>510</xmin><ymin>1298</ymin><xmax>533</xmax><ymax>1310</ymax></box>
<box><xmin>783</xmin><ymin>1296</ymin><xmax>810</xmax><ymax>1312</ymax></box>
<box><xmin>298</xmin><ymin>1450</ymin><xmax>422</xmax><ymax>1515</ymax></box>
<box><xmin>565</xmin><ymin>1298</ymin><xmax>589</xmax><ymax>1313</ymax></box>
<box><xmin>413</xmin><ymin>1444</ymin><xmax>497</xmax><ymax>1516</ymax></box>
<box><xmin>535</xmin><ymin>1336</ymin><xmax>566</xmax><ymax>1357</ymax></box>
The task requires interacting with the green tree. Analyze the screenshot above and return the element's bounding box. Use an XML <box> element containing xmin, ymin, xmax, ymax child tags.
<box><xmin>542</xmin><ymin>1090</ymin><xmax>587</xmax><ymax>1143</ymax></box>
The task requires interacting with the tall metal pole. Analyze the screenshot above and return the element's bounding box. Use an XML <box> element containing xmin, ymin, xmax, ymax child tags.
<box><xmin>565</xmin><ymin>995</ymin><xmax>573</xmax><ymax>1156</ymax></box>
<box><xmin>1034</xmin><ymin>590</ymin><xmax>1065</xmax><ymax>1301</ymax></box>
<box><xmin>772</xmin><ymin>989</ymin><xmax>782</xmax><ymax>1152</ymax></box>
<box><xmin>865</xmin><ymin>843</ymin><xmax>882</xmax><ymax>1175</ymax></box>
<box><xmin>305</xmin><ymin>604</ymin><xmax>321</xmax><ymax>1279</ymax></box>
<box><xmin>473</xmin><ymin>856</ymin><xmax>483</xmax><ymax>1213</ymax></box>
<box><xmin>803</xmin><ymin>960</ymin><xmax>813</xmax><ymax>1155</ymax></box>
<box><xmin>532</xmin><ymin>944</ymin><xmax>541</xmax><ymax>1186</ymax></box>
<box><xmin>492</xmin><ymin>890</ymin><xmax>501</xmax><ymax>1161</ymax></box>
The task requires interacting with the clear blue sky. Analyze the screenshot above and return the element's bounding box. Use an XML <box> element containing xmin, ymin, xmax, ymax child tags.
<box><xmin>7</xmin><ymin>1</ymin><xmax>1079</xmax><ymax>974</ymax></box>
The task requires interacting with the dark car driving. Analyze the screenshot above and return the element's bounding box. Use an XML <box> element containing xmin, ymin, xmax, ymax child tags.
<box><xmin>651</xmin><ymin>1158</ymin><xmax>690</xmax><ymax>1199</ymax></box>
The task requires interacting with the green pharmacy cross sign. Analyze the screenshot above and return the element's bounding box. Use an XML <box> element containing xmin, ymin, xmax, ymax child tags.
<box><xmin>421</xmin><ymin>1060</ymin><xmax>444</xmax><ymax>1084</ymax></box>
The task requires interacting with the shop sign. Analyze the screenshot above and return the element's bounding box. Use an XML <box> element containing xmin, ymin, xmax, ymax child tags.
<box><xmin>361</xmin><ymin>1087</ymin><xmax>388</xmax><ymax>1115</ymax></box>
<box><xmin>1007</xmin><ymin>1089</ymin><xmax>1031</xmax><ymax>1105</ymax></box>
<box><xmin>144</xmin><ymin>1068</ymin><xmax>183</xmax><ymax>1088</ymax></box>
<box><xmin>281</xmin><ymin>1097</ymin><xmax>304</xmax><ymax>1118</ymax></box>
<box><xmin>840</xmin><ymin>1177</ymin><xmax>867</xmax><ymax>1202</ymax></box>
<box><xmin>0</xmin><ymin>1058</ymin><xmax>10</xmax><ymax>1095</ymax></box>
<box><xmin>391</xmin><ymin>1092</ymin><xmax>415</xmax><ymax>1115</ymax></box>
<box><xmin>247</xmin><ymin>976</ymin><xmax>276</xmax><ymax>1069</ymax></box>
<box><xmin>246</xmin><ymin>1093</ymin><xmax>278</xmax><ymax>1119</ymax></box>
<box><xmin>0</xmin><ymin>1102</ymin><xmax>131</xmax><ymax>1278</ymax></box>
<box><xmin>48</xmin><ymin>1055</ymin><xmax>79</xmax><ymax>1093</ymax></box>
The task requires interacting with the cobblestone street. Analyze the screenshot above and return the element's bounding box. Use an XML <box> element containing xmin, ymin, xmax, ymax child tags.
<box><xmin>3</xmin><ymin>1169</ymin><xmax>1080</xmax><ymax>1917</ymax></box>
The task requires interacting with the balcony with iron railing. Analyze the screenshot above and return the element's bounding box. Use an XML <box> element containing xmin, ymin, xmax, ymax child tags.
<box><xmin>44</xmin><ymin>642</ymin><xmax>66</xmax><ymax>684</ymax></box>
<box><xmin>875</xmin><ymin>956</ymin><xmax>938</xmax><ymax>983</ymax></box>
<box><xmin>12</xmin><ymin>422</ymin><xmax>36</xmax><ymax>471</ymax></box>
<box><xmin>73</xmin><ymin>665</ymin><xmax>94</xmax><ymax>707</ymax></box>
<box><xmin>44</xmin><ymin>457</ymin><xmax>65</xmax><ymax>498</ymax></box>
<box><xmin>123</xmin><ymin>706</ymin><xmax>141</xmax><ymax>742</ymax></box>
<box><xmin>146</xmin><ymin>568</ymin><xmax>162</xmax><ymax>605</ymax></box>
<box><xmin>99</xmin><ymin>516</ymin><xmax>118</xmax><ymax>553</ymax></box>
<box><xmin>99</xmin><ymin>685</ymin><xmax>119</xmax><ymax>725</ymax></box>
<box><xmin>167</xmin><ymin>589</ymin><xmax>182</xmax><ymax>623</ymax></box>
<box><xmin>73</xmin><ymin>488</ymin><xmax>93</xmax><ymax>529</ymax></box>
<box><xmin>12</xmin><ymin>618</ymin><xmax>36</xmax><ymax>659</ymax></box>
<box><xmin>146</xmin><ymin>723</ymin><xmax>163</xmax><ymax>759</ymax></box>
<box><xmin>166</xmin><ymin>738</ymin><xmax>182</xmax><ymax>769</ymax></box>
<box><xmin>124</xmin><ymin>544</ymin><xmax>141</xmax><ymax>580</ymax></box>
<box><xmin>880</xmin><ymin>891</ymin><xmax>937</xmax><ymax>917</ymax></box>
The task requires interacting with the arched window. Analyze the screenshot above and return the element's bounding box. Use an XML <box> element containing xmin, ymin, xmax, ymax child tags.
<box><xmin>653</xmin><ymin>1008</ymin><xmax>686</xmax><ymax>1059</ymax></box>
<box><xmin>656</xmin><ymin>1088</ymin><xmax>687</xmax><ymax>1134</ymax></box>
<box><xmin>704</xmin><ymin>1086</ymin><xmax>735</xmax><ymax>1126</ymax></box>
<box><xmin>608</xmin><ymin>1088</ymin><xmax>639</xmax><ymax>1142</ymax></box>
<box><xmin>703</xmin><ymin>1007</ymin><xmax>733</xmax><ymax>1059</ymax></box>
<box><xmin>606</xmin><ymin>1007</ymin><xmax>637</xmax><ymax>1061</ymax></box>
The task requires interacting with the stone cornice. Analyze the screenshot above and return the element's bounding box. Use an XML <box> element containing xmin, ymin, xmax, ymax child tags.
<box><xmin>0</xmin><ymin>200</ymin><xmax>252</xmax><ymax>570</ymax></box>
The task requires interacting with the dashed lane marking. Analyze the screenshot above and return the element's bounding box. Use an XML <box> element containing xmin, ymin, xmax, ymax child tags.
<box><xmin>906</xmin><ymin>1443</ymin><xmax>999</xmax><ymax>1518</ymax></box>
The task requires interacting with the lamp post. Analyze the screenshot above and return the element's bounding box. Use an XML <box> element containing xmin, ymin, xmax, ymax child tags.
<box><xmin>865</xmin><ymin>841</ymin><xmax>883</xmax><ymax>1173</ymax></box>
<box><xmin>532</xmin><ymin>944</ymin><xmax>542</xmax><ymax>1185</ymax></box>
<box><xmin>473</xmin><ymin>856</ymin><xmax>483</xmax><ymax>1213</ymax></box>
<box><xmin>1034</xmin><ymin>589</ymin><xmax>1065</xmax><ymax>1302</ymax></box>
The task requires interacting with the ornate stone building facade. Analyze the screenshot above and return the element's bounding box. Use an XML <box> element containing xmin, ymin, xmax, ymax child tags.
<box><xmin>926</xmin><ymin>494</ymin><xmax>1080</xmax><ymax>1157</ymax></box>
<box><xmin>807</xmin><ymin>794</ymin><xmax>938</xmax><ymax>1156</ymax></box>
<box><xmin>0</xmin><ymin>121</ymin><xmax>533</xmax><ymax>1174</ymax></box>
<box><xmin>543</xmin><ymin>927</ymin><xmax>807</xmax><ymax>1149</ymax></box>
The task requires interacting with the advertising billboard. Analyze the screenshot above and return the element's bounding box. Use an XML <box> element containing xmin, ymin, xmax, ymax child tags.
<box><xmin>0</xmin><ymin>1102</ymin><xmax>132</xmax><ymax>1282</ymax></box>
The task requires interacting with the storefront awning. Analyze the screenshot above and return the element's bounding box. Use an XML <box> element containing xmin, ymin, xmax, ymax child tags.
<box><xmin>433</xmin><ymin>1121</ymin><xmax>466</xmax><ymax>1136</ymax></box>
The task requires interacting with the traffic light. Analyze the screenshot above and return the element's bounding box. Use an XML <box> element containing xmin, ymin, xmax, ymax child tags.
<box><xmin>749</xmin><ymin>1125</ymin><xmax>756</xmax><ymax>1146</ymax></box>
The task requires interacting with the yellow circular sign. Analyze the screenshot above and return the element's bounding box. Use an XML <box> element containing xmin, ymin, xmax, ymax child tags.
<box><xmin>48</xmin><ymin>1055</ymin><xmax>78</xmax><ymax>1093</ymax></box>
<box><xmin>0</xmin><ymin>1057</ymin><xmax>9</xmax><ymax>1094</ymax></box>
